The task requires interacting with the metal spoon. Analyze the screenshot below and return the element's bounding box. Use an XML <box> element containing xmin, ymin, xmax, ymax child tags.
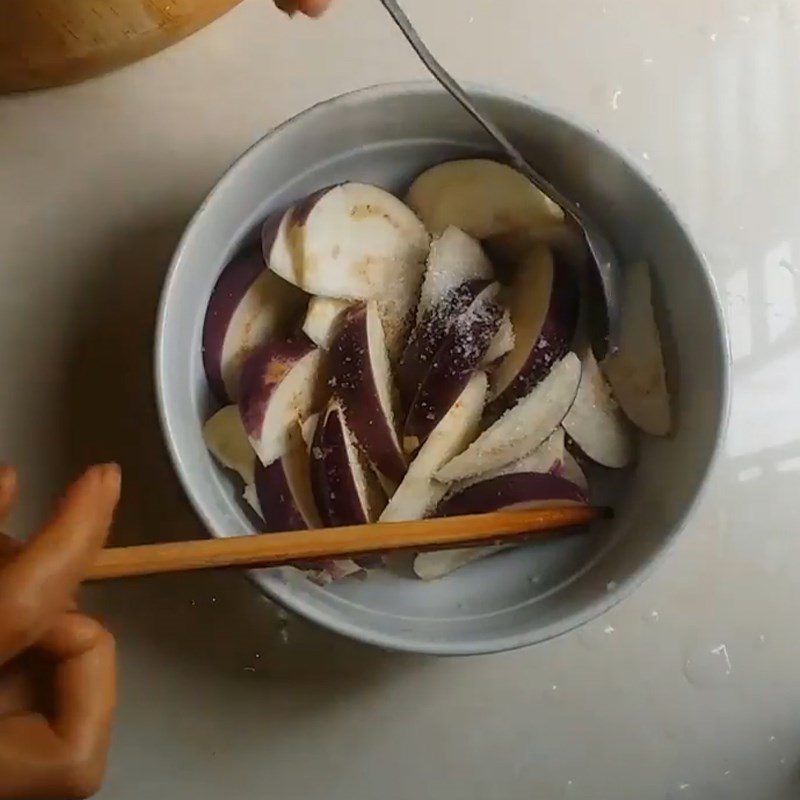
<box><xmin>379</xmin><ymin>0</ymin><xmax>620</xmax><ymax>354</ymax></box>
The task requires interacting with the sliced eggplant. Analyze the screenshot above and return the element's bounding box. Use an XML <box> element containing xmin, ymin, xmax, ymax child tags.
<box><xmin>452</xmin><ymin>428</ymin><xmax>565</xmax><ymax>493</ymax></box>
<box><xmin>302</xmin><ymin>297</ymin><xmax>353</xmax><ymax>349</ymax></box>
<box><xmin>202</xmin><ymin>242</ymin><xmax>306</xmax><ymax>401</ymax></box>
<box><xmin>481</xmin><ymin>310</ymin><xmax>515</xmax><ymax>368</ymax></box>
<box><xmin>416</xmin><ymin>226</ymin><xmax>494</xmax><ymax>322</ymax></box>
<box><xmin>435</xmin><ymin>472</ymin><xmax>586</xmax><ymax>516</ymax></box>
<box><xmin>380</xmin><ymin>372</ymin><xmax>487</xmax><ymax>523</ymax></box>
<box><xmin>238</xmin><ymin>337</ymin><xmax>328</xmax><ymax>466</ymax></box>
<box><xmin>374</xmin><ymin>267</ymin><xmax>425</xmax><ymax>363</ymax></box>
<box><xmin>559</xmin><ymin>449</ymin><xmax>589</xmax><ymax>495</ymax></box>
<box><xmin>329</xmin><ymin>302</ymin><xmax>406</xmax><ymax>483</ymax></box>
<box><xmin>404</xmin><ymin>283</ymin><xmax>503</xmax><ymax>450</ymax></box>
<box><xmin>413</xmin><ymin>548</ymin><xmax>500</xmax><ymax>581</ymax></box>
<box><xmin>489</xmin><ymin>244</ymin><xmax>579</xmax><ymax>413</ymax></box>
<box><xmin>436</xmin><ymin>352</ymin><xmax>581</xmax><ymax>484</ymax></box>
<box><xmin>397</xmin><ymin>278</ymin><xmax>491</xmax><ymax>410</ymax></box>
<box><xmin>242</xmin><ymin>483</ymin><xmax>263</xmax><ymax>519</ymax></box>
<box><xmin>265</xmin><ymin>183</ymin><xmax>428</xmax><ymax>300</ymax></box>
<box><xmin>414</xmin><ymin>474</ymin><xmax>587</xmax><ymax>580</ymax></box>
<box><xmin>305</xmin><ymin>559</ymin><xmax>364</xmax><ymax>585</ymax></box>
<box><xmin>406</xmin><ymin>159</ymin><xmax>565</xmax><ymax>240</ymax></box>
<box><xmin>310</xmin><ymin>400</ymin><xmax>386</xmax><ymax>526</ymax></box>
<box><xmin>601</xmin><ymin>261</ymin><xmax>671</xmax><ymax>436</ymax></box>
<box><xmin>255</xmin><ymin>423</ymin><xmax>322</xmax><ymax>531</ymax></box>
<box><xmin>202</xmin><ymin>405</ymin><xmax>256</xmax><ymax>484</ymax></box>
<box><xmin>563</xmin><ymin>349</ymin><xmax>635</xmax><ymax>467</ymax></box>
<box><xmin>300</xmin><ymin>413</ymin><xmax>320</xmax><ymax>451</ymax></box>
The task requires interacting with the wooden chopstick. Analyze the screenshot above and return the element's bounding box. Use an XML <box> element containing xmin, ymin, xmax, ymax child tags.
<box><xmin>87</xmin><ymin>505</ymin><xmax>609</xmax><ymax>581</ymax></box>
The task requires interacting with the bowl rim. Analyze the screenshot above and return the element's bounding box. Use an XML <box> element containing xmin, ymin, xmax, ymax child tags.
<box><xmin>155</xmin><ymin>80</ymin><xmax>731</xmax><ymax>655</ymax></box>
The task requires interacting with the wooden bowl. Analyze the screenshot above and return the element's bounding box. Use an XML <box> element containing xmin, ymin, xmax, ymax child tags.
<box><xmin>0</xmin><ymin>0</ymin><xmax>243</xmax><ymax>93</ymax></box>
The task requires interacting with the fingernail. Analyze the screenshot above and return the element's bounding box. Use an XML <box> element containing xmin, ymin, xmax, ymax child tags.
<box><xmin>99</xmin><ymin>463</ymin><xmax>121</xmax><ymax>491</ymax></box>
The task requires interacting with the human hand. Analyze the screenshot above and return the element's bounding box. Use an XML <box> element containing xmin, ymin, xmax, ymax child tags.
<box><xmin>0</xmin><ymin>464</ymin><xmax>121</xmax><ymax>800</ymax></box>
<box><xmin>274</xmin><ymin>0</ymin><xmax>333</xmax><ymax>17</ymax></box>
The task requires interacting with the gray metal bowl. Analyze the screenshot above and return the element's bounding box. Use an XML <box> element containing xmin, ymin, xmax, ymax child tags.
<box><xmin>155</xmin><ymin>82</ymin><xmax>729</xmax><ymax>655</ymax></box>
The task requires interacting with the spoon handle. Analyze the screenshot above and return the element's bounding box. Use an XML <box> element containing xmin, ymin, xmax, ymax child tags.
<box><xmin>378</xmin><ymin>0</ymin><xmax>621</xmax><ymax>356</ymax></box>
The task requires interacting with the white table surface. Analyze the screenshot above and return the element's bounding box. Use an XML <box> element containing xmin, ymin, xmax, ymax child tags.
<box><xmin>1</xmin><ymin>1</ymin><xmax>799</xmax><ymax>797</ymax></box>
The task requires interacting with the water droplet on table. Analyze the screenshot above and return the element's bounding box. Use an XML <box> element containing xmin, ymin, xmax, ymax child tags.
<box><xmin>665</xmin><ymin>783</ymin><xmax>694</xmax><ymax>799</ymax></box>
<box><xmin>684</xmin><ymin>642</ymin><xmax>733</xmax><ymax>687</ymax></box>
<box><xmin>779</xmin><ymin>257</ymin><xmax>796</xmax><ymax>275</ymax></box>
<box><xmin>577</xmin><ymin>619</ymin><xmax>617</xmax><ymax>650</ymax></box>
<box><xmin>669</xmin><ymin>781</ymin><xmax>727</xmax><ymax>800</ymax></box>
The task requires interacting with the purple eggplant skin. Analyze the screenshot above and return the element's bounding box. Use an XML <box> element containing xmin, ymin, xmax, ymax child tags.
<box><xmin>291</xmin><ymin>186</ymin><xmax>337</xmax><ymax>226</ymax></box>
<box><xmin>434</xmin><ymin>472</ymin><xmax>587</xmax><ymax>517</ymax></box>
<box><xmin>260</xmin><ymin>186</ymin><xmax>336</xmax><ymax>272</ymax></box>
<box><xmin>309</xmin><ymin>408</ymin><xmax>334</xmax><ymax>528</ymax></box>
<box><xmin>397</xmin><ymin>279</ymin><xmax>490</xmax><ymax>410</ymax></box>
<box><xmin>310</xmin><ymin>403</ymin><xmax>369</xmax><ymax>528</ymax></box>
<box><xmin>255</xmin><ymin>458</ymin><xmax>308</xmax><ymax>532</ymax></box>
<box><xmin>404</xmin><ymin>294</ymin><xmax>503</xmax><ymax>449</ymax></box>
<box><xmin>328</xmin><ymin>303</ymin><xmax>407</xmax><ymax>484</ymax></box>
<box><xmin>260</xmin><ymin>209</ymin><xmax>283</xmax><ymax>259</ymax></box>
<box><xmin>259</xmin><ymin>188</ymin><xmax>331</xmax><ymax>258</ymax></box>
<box><xmin>237</xmin><ymin>335</ymin><xmax>317</xmax><ymax>440</ymax></box>
<box><xmin>202</xmin><ymin>243</ymin><xmax>268</xmax><ymax>403</ymax></box>
<box><xmin>489</xmin><ymin>256</ymin><xmax>580</xmax><ymax>417</ymax></box>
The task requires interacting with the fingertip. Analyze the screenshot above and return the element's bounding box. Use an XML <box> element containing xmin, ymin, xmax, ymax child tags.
<box><xmin>47</xmin><ymin>464</ymin><xmax>121</xmax><ymax>541</ymax></box>
<box><xmin>99</xmin><ymin>463</ymin><xmax>121</xmax><ymax>495</ymax></box>
<box><xmin>41</xmin><ymin>612</ymin><xmax>115</xmax><ymax>656</ymax></box>
<box><xmin>299</xmin><ymin>0</ymin><xmax>330</xmax><ymax>17</ymax></box>
<box><xmin>81</xmin><ymin>463</ymin><xmax>121</xmax><ymax>501</ymax></box>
